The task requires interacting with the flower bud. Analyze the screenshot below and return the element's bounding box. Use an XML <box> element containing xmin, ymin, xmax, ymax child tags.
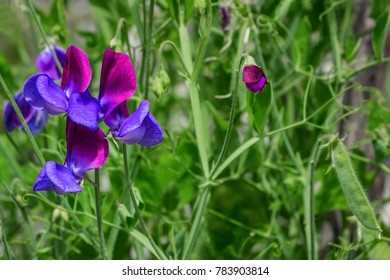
<box><xmin>242</xmin><ymin>64</ymin><xmax>268</xmax><ymax>93</ymax></box>
<box><xmin>152</xmin><ymin>69</ymin><xmax>170</xmax><ymax>99</ymax></box>
<box><xmin>219</xmin><ymin>4</ymin><xmax>232</xmax><ymax>31</ymax></box>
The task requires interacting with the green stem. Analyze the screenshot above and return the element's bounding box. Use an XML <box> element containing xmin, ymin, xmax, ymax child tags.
<box><xmin>187</xmin><ymin>80</ymin><xmax>210</xmax><ymax>178</ymax></box>
<box><xmin>140</xmin><ymin>0</ymin><xmax>155</xmax><ymax>98</ymax></box>
<box><xmin>157</xmin><ymin>40</ymin><xmax>191</xmax><ymax>76</ymax></box>
<box><xmin>122</xmin><ymin>144</ymin><xmax>167</xmax><ymax>260</ymax></box>
<box><xmin>144</xmin><ymin>0</ymin><xmax>154</xmax><ymax>99</ymax></box>
<box><xmin>25</xmin><ymin>0</ymin><xmax>63</xmax><ymax>74</ymax></box>
<box><xmin>1</xmin><ymin>180</ymin><xmax>37</xmax><ymax>259</ymax></box>
<box><xmin>94</xmin><ymin>168</ymin><xmax>107</xmax><ymax>260</ymax></box>
<box><xmin>0</xmin><ymin>74</ymin><xmax>45</xmax><ymax>166</ymax></box>
<box><xmin>192</xmin><ymin>0</ymin><xmax>212</xmax><ymax>81</ymax></box>
<box><xmin>326</xmin><ymin>0</ymin><xmax>341</xmax><ymax>82</ymax></box>
<box><xmin>211</xmin><ymin>137</ymin><xmax>260</xmax><ymax>180</ymax></box>
<box><xmin>344</xmin><ymin>57</ymin><xmax>390</xmax><ymax>80</ymax></box>
<box><xmin>178</xmin><ymin>23</ymin><xmax>194</xmax><ymax>73</ymax></box>
<box><xmin>308</xmin><ymin>144</ymin><xmax>319</xmax><ymax>260</ymax></box>
<box><xmin>0</xmin><ymin>214</ymin><xmax>13</xmax><ymax>260</ymax></box>
<box><xmin>181</xmin><ymin>186</ymin><xmax>210</xmax><ymax>259</ymax></box>
<box><xmin>209</xmin><ymin>56</ymin><xmax>246</xmax><ymax>179</ymax></box>
<box><xmin>60</xmin><ymin>196</ymin><xmax>100</xmax><ymax>249</ymax></box>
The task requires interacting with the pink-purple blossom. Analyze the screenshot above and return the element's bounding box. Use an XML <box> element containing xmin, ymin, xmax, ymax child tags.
<box><xmin>33</xmin><ymin>118</ymin><xmax>109</xmax><ymax>194</ymax></box>
<box><xmin>242</xmin><ymin>65</ymin><xmax>268</xmax><ymax>93</ymax></box>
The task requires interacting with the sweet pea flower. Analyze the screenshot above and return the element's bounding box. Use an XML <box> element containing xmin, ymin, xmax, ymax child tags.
<box><xmin>33</xmin><ymin>118</ymin><xmax>109</xmax><ymax>195</ymax></box>
<box><xmin>24</xmin><ymin>46</ymin><xmax>136</xmax><ymax>131</ymax></box>
<box><xmin>105</xmin><ymin>100</ymin><xmax>163</xmax><ymax>146</ymax></box>
<box><xmin>3</xmin><ymin>46</ymin><xmax>65</xmax><ymax>135</ymax></box>
<box><xmin>242</xmin><ymin>65</ymin><xmax>268</xmax><ymax>93</ymax></box>
<box><xmin>24</xmin><ymin>45</ymin><xmax>99</xmax><ymax>129</ymax></box>
<box><xmin>219</xmin><ymin>4</ymin><xmax>232</xmax><ymax>31</ymax></box>
<box><xmin>36</xmin><ymin>45</ymin><xmax>66</xmax><ymax>80</ymax></box>
<box><xmin>3</xmin><ymin>91</ymin><xmax>48</xmax><ymax>135</ymax></box>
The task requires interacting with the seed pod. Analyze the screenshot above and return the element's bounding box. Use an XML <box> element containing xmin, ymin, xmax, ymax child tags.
<box><xmin>332</xmin><ymin>139</ymin><xmax>381</xmax><ymax>232</ymax></box>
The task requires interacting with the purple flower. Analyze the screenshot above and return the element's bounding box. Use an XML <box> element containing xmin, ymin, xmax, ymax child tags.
<box><xmin>105</xmin><ymin>100</ymin><xmax>163</xmax><ymax>146</ymax></box>
<box><xmin>36</xmin><ymin>45</ymin><xmax>66</xmax><ymax>80</ymax></box>
<box><xmin>24</xmin><ymin>45</ymin><xmax>98</xmax><ymax>129</ymax></box>
<box><xmin>3</xmin><ymin>46</ymin><xmax>65</xmax><ymax>135</ymax></box>
<box><xmin>3</xmin><ymin>91</ymin><xmax>48</xmax><ymax>135</ymax></box>
<box><xmin>24</xmin><ymin>46</ymin><xmax>136</xmax><ymax>131</ymax></box>
<box><xmin>219</xmin><ymin>4</ymin><xmax>232</xmax><ymax>31</ymax></box>
<box><xmin>33</xmin><ymin>118</ymin><xmax>109</xmax><ymax>195</ymax></box>
<box><xmin>242</xmin><ymin>65</ymin><xmax>268</xmax><ymax>93</ymax></box>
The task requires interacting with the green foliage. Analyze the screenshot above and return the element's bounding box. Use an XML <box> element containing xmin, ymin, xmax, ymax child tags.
<box><xmin>0</xmin><ymin>0</ymin><xmax>390</xmax><ymax>260</ymax></box>
<box><xmin>372</xmin><ymin>9</ymin><xmax>390</xmax><ymax>60</ymax></box>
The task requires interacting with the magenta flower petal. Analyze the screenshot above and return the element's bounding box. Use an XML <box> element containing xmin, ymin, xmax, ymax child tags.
<box><xmin>115</xmin><ymin>100</ymin><xmax>163</xmax><ymax>146</ymax></box>
<box><xmin>104</xmin><ymin>101</ymin><xmax>129</xmax><ymax>131</ymax></box>
<box><xmin>138</xmin><ymin>113</ymin><xmax>164</xmax><ymax>146</ymax></box>
<box><xmin>99</xmin><ymin>49</ymin><xmax>136</xmax><ymax>116</ymax></box>
<box><xmin>36</xmin><ymin>45</ymin><xmax>66</xmax><ymax>80</ymax></box>
<box><xmin>245</xmin><ymin>76</ymin><xmax>267</xmax><ymax>92</ymax></box>
<box><xmin>24</xmin><ymin>74</ymin><xmax>68</xmax><ymax>115</ymax></box>
<box><xmin>242</xmin><ymin>65</ymin><xmax>268</xmax><ymax>93</ymax></box>
<box><xmin>33</xmin><ymin>161</ymin><xmax>82</xmax><ymax>195</ymax></box>
<box><xmin>65</xmin><ymin>118</ymin><xmax>109</xmax><ymax>177</ymax></box>
<box><xmin>61</xmin><ymin>45</ymin><xmax>92</xmax><ymax>95</ymax></box>
<box><xmin>68</xmin><ymin>92</ymin><xmax>103</xmax><ymax>130</ymax></box>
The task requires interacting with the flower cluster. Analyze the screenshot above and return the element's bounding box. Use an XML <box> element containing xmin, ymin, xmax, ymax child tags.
<box><xmin>3</xmin><ymin>45</ymin><xmax>65</xmax><ymax>135</ymax></box>
<box><xmin>22</xmin><ymin>45</ymin><xmax>163</xmax><ymax>194</ymax></box>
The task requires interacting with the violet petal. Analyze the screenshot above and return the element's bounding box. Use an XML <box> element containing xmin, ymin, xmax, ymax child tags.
<box><xmin>36</xmin><ymin>46</ymin><xmax>66</xmax><ymax>80</ymax></box>
<box><xmin>68</xmin><ymin>92</ymin><xmax>103</xmax><ymax>131</ymax></box>
<box><xmin>99</xmin><ymin>49</ymin><xmax>136</xmax><ymax>116</ymax></box>
<box><xmin>28</xmin><ymin>110</ymin><xmax>49</xmax><ymax>135</ymax></box>
<box><xmin>104</xmin><ymin>101</ymin><xmax>129</xmax><ymax>131</ymax></box>
<box><xmin>245</xmin><ymin>75</ymin><xmax>268</xmax><ymax>92</ymax></box>
<box><xmin>138</xmin><ymin>112</ymin><xmax>164</xmax><ymax>146</ymax></box>
<box><xmin>115</xmin><ymin>100</ymin><xmax>149</xmax><ymax>144</ymax></box>
<box><xmin>33</xmin><ymin>161</ymin><xmax>81</xmax><ymax>195</ymax></box>
<box><xmin>24</xmin><ymin>74</ymin><xmax>68</xmax><ymax>115</ymax></box>
<box><xmin>65</xmin><ymin>118</ymin><xmax>109</xmax><ymax>177</ymax></box>
<box><xmin>3</xmin><ymin>91</ymin><xmax>36</xmax><ymax>131</ymax></box>
<box><xmin>242</xmin><ymin>65</ymin><xmax>268</xmax><ymax>93</ymax></box>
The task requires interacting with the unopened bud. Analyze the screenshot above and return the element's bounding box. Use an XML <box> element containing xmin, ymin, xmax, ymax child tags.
<box><xmin>152</xmin><ymin>69</ymin><xmax>170</xmax><ymax>99</ymax></box>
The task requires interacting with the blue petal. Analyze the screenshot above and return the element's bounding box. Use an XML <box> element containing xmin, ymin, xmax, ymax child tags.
<box><xmin>116</xmin><ymin>124</ymin><xmax>145</xmax><ymax>145</ymax></box>
<box><xmin>36</xmin><ymin>46</ymin><xmax>66</xmax><ymax>80</ymax></box>
<box><xmin>27</xmin><ymin>110</ymin><xmax>49</xmax><ymax>135</ymax></box>
<box><xmin>3</xmin><ymin>100</ymin><xmax>15</xmax><ymax>132</ymax></box>
<box><xmin>33</xmin><ymin>161</ymin><xmax>81</xmax><ymax>195</ymax></box>
<box><xmin>24</xmin><ymin>74</ymin><xmax>68</xmax><ymax>115</ymax></box>
<box><xmin>68</xmin><ymin>91</ymin><xmax>103</xmax><ymax>131</ymax></box>
<box><xmin>138</xmin><ymin>112</ymin><xmax>164</xmax><ymax>146</ymax></box>
<box><xmin>115</xmin><ymin>100</ymin><xmax>149</xmax><ymax>145</ymax></box>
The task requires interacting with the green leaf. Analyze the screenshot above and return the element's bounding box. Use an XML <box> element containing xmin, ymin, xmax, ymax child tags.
<box><xmin>345</xmin><ymin>35</ymin><xmax>362</xmax><ymax>62</ymax></box>
<box><xmin>246</xmin><ymin>83</ymin><xmax>272</xmax><ymax>136</ymax></box>
<box><xmin>166</xmin><ymin>0</ymin><xmax>180</xmax><ymax>23</ymax></box>
<box><xmin>363</xmin><ymin>228</ymin><xmax>390</xmax><ymax>260</ymax></box>
<box><xmin>185</xmin><ymin>0</ymin><xmax>195</xmax><ymax>23</ymax></box>
<box><xmin>130</xmin><ymin>230</ymin><xmax>162</xmax><ymax>259</ymax></box>
<box><xmin>372</xmin><ymin>9</ymin><xmax>390</xmax><ymax>60</ymax></box>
